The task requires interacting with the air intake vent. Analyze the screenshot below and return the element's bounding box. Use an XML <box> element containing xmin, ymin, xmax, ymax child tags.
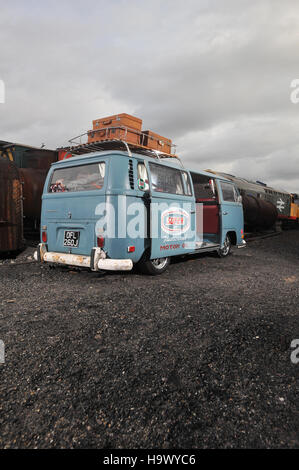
<box><xmin>128</xmin><ymin>159</ymin><xmax>134</xmax><ymax>189</ymax></box>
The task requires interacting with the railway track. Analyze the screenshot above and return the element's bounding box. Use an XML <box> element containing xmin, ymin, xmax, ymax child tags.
<box><xmin>244</xmin><ymin>230</ymin><xmax>281</xmax><ymax>242</ymax></box>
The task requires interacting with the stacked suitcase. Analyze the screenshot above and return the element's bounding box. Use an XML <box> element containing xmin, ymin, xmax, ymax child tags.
<box><xmin>88</xmin><ymin>113</ymin><xmax>142</xmax><ymax>146</ymax></box>
<box><xmin>142</xmin><ymin>130</ymin><xmax>172</xmax><ymax>154</ymax></box>
<box><xmin>87</xmin><ymin>113</ymin><xmax>173</xmax><ymax>154</ymax></box>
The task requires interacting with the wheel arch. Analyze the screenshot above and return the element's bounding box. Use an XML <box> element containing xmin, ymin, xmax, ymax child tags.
<box><xmin>226</xmin><ymin>230</ymin><xmax>237</xmax><ymax>245</ymax></box>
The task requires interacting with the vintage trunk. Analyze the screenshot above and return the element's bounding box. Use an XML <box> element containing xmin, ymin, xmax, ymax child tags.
<box><xmin>88</xmin><ymin>113</ymin><xmax>143</xmax><ymax>145</ymax></box>
<box><xmin>142</xmin><ymin>130</ymin><xmax>172</xmax><ymax>154</ymax></box>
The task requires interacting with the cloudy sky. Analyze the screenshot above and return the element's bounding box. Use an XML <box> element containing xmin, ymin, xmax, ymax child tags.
<box><xmin>1</xmin><ymin>0</ymin><xmax>299</xmax><ymax>191</ymax></box>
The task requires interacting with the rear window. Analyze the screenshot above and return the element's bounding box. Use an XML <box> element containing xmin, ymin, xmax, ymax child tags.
<box><xmin>149</xmin><ymin>163</ymin><xmax>184</xmax><ymax>195</ymax></box>
<box><xmin>49</xmin><ymin>162</ymin><xmax>105</xmax><ymax>193</ymax></box>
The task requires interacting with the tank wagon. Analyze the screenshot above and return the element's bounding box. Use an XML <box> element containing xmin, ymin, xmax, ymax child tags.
<box><xmin>0</xmin><ymin>141</ymin><xmax>58</xmax><ymax>253</ymax></box>
<box><xmin>206</xmin><ymin>170</ymin><xmax>293</xmax><ymax>231</ymax></box>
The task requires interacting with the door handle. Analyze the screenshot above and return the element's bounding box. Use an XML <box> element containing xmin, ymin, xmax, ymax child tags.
<box><xmin>222</xmin><ymin>211</ymin><xmax>228</xmax><ymax>215</ymax></box>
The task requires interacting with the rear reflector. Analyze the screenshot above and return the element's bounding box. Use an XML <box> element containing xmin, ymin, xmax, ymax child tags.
<box><xmin>42</xmin><ymin>231</ymin><xmax>47</xmax><ymax>243</ymax></box>
<box><xmin>97</xmin><ymin>236</ymin><xmax>105</xmax><ymax>248</ymax></box>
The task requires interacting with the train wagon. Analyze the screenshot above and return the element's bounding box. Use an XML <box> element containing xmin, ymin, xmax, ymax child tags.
<box><xmin>289</xmin><ymin>194</ymin><xmax>299</xmax><ymax>226</ymax></box>
<box><xmin>206</xmin><ymin>170</ymin><xmax>293</xmax><ymax>231</ymax></box>
<box><xmin>0</xmin><ymin>156</ymin><xmax>24</xmax><ymax>253</ymax></box>
<box><xmin>0</xmin><ymin>141</ymin><xmax>58</xmax><ymax>252</ymax></box>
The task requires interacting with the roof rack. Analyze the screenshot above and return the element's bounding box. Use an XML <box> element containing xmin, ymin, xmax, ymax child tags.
<box><xmin>57</xmin><ymin>128</ymin><xmax>184</xmax><ymax>167</ymax></box>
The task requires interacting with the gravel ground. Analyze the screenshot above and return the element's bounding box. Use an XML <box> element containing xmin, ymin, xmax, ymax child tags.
<box><xmin>0</xmin><ymin>231</ymin><xmax>298</xmax><ymax>449</ymax></box>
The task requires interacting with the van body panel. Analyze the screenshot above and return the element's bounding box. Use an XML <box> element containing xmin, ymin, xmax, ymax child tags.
<box><xmin>103</xmin><ymin>194</ymin><xmax>148</xmax><ymax>263</ymax></box>
<box><xmin>149</xmin><ymin>192</ymin><xmax>196</xmax><ymax>259</ymax></box>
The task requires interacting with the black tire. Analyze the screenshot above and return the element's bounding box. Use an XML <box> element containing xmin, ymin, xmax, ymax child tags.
<box><xmin>218</xmin><ymin>234</ymin><xmax>232</xmax><ymax>258</ymax></box>
<box><xmin>137</xmin><ymin>256</ymin><xmax>170</xmax><ymax>275</ymax></box>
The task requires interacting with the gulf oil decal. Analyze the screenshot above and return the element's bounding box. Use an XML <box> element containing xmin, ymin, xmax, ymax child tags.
<box><xmin>161</xmin><ymin>208</ymin><xmax>190</xmax><ymax>235</ymax></box>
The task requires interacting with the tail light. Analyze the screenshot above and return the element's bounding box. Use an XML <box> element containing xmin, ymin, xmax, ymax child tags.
<box><xmin>42</xmin><ymin>231</ymin><xmax>47</xmax><ymax>243</ymax></box>
<box><xmin>97</xmin><ymin>236</ymin><xmax>105</xmax><ymax>248</ymax></box>
<box><xmin>127</xmin><ymin>246</ymin><xmax>135</xmax><ymax>253</ymax></box>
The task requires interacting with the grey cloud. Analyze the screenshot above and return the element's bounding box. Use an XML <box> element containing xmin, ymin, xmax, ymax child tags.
<box><xmin>0</xmin><ymin>0</ymin><xmax>299</xmax><ymax>192</ymax></box>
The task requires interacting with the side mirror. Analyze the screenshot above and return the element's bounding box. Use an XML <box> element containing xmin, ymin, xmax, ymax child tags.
<box><xmin>237</xmin><ymin>195</ymin><xmax>242</xmax><ymax>204</ymax></box>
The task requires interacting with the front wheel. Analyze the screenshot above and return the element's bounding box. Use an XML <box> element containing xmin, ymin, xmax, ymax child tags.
<box><xmin>218</xmin><ymin>235</ymin><xmax>232</xmax><ymax>257</ymax></box>
<box><xmin>137</xmin><ymin>257</ymin><xmax>170</xmax><ymax>275</ymax></box>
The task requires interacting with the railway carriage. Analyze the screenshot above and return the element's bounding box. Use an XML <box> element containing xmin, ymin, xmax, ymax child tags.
<box><xmin>206</xmin><ymin>171</ymin><xmax>296</xmax><ymax>230</ymax></box>
<box><xmin>0</xmin><ymin>141</ymin><xmax>58</xmax><ymax>252</ymax></box>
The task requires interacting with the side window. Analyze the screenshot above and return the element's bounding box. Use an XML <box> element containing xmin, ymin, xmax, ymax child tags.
<box><xmin>149</xmin><ymin>163</ymin><xmax>184</xmax><ymax>195</ymax></box>
<box><xmin>220</xmin><ymin>182</ymin><xmax>237</xmax><ymax>202</ymax></box>
<box><xmin>182</xmin><ymin>171</ymin><xmax>192</xmax><ymax>196</ymax></box>
<box><xmin>190</xmin><ymin>172</ymin><xmax>217</xmax><ymax>201</ymax></box>
<box><xmin>137</xmin><ymin>162</ymin><xmax>149</xmax><ymax>191</ymax></box>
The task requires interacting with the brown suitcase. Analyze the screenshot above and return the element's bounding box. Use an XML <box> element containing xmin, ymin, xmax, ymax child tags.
<box><xmin>92</xmin><ymin>113</ymin><xmax>142</xmax><ymax>131</ymax></box>
<box><xmin>143</xmin><ymin>130</ymin><xmax>172</xmax><ymax>154</ymax></box>
<box><xmin>88</xmin><ymin>113</ymin><xmax>143</xmax><ymax>144</ymax></box>
<box><xmin>87</xmin><ymin>126</ymin><xmax>142</xmax><ymax>145</ymax></box>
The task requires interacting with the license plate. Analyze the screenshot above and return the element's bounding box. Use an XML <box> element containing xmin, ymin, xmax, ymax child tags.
<box><xmin>63</xmin><ymin>231</ymin><xmax>80</xmax><ymax>247</ymax></box>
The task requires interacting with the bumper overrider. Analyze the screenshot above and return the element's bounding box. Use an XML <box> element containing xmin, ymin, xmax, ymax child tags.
<box><xmin>34</xmin><ymin>243</ymin><xmax>133</xmax><ymax>271</ymax></box>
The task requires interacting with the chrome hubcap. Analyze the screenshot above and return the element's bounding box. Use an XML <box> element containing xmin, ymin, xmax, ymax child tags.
<box><xmin>221</xmin><ymin>237</ymin><xmax>230</xmax><ymax>255</ymax></box>
<box><xmin>152</xmin><ymin>258</ymin><xmax>168</xmax><ymax>269</ymax></box>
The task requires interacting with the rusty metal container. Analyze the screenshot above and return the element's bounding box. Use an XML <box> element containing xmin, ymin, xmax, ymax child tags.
<box><xmin>0</xmin><ymin>142</ymin><xmax>58</xmax><ymax>252</ymax></box>
<box><xmin>19</xmin><ymin>168</ymin><xmax>48</xmax><ymax>221</ymax></box>
<box><xmin>18</xmin><ymin>148</ymin><xmax>58</xmax><ymax>170</ymax></box>
<box><xmin>0</xmin><ymin>157</ymin><xmax>24</xmax><ymax>252</ymax></box>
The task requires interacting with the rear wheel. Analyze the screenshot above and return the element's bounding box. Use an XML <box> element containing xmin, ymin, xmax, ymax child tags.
<box><xmin>137</xmin><ymin>256</ymin><xmax>170</xmax><ymax>275</ymax></box>
<box><xmin>218</xmin><ymin>234</ymin><xmax>232</xmax><ymax>257</ymax></box>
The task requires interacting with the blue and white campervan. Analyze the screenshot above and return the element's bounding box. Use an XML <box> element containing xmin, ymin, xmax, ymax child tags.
<box><xmin>35</xmin><ymin>145</ymin><xmax>245</xmax><ymax>275</ymax></box>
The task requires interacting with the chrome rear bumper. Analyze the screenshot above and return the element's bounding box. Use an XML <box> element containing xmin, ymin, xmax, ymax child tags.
<box><xmin>34</xmin><ymin>243</ymin><xmax>133</xmax><ymax>271</ymax></box>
